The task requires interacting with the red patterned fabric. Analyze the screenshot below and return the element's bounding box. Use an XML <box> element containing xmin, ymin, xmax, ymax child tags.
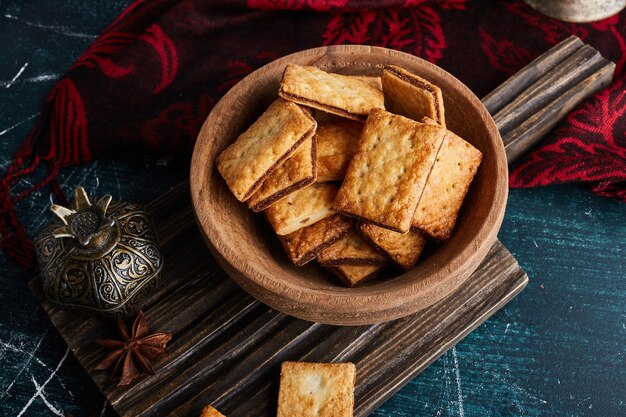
<box><xmin>2</xmin><ymin>0</ymin><xmax>626</xmax><ymax>269</ymax></box>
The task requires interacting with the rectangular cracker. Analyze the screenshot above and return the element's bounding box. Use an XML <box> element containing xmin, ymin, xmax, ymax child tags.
<box><xmin>216</xmin><ymin>98</ymin><xmax>316</xmax><ymax>201</ymax></box>
<box><xmin>279</xmin><ymin>64</ymin><xmax>385</xmax><ymax>122</ymax></box>
<box><xmin>327</xmin><ymin>264</ymin><xmax>384</xmax><ymax>287</ymax></box>
<box><xmin>315</xmin><ymin>121</ymin><xmax>361</xmax><ymax>182</ymax></box>
<box><xmin>279</xmin><ymin>214</ymin><xmax>354</xmax><ymax>266</ymax></box>
<box><xmin>317</xmin><ymin>230</ymin><xmax>388</xmax><ymax>266</ymax></box>
<box><xmin>412</xmin><ymin>130</ymin><xmax>482</xmax><ymax>241</ymax></box>
<box><xmin>277</xmin><ymin>361</ymin><xmax>356</xmax><ymax>417</ymax></box>
<box><xmin>352</xmin><ymin>75</ymin><xmax>382</xmax><ymax>90</ymax></box>
<box><xmin>247</xmin><ymin>136</ymin><xmax>316</xmax><ymax>212</ymax></box>
<box><xmin>265</xmin><ymin>183</ymin><xmax>338</xmax><ymax>235</ymax></box>
<box><xmin>314</xmin><ymin>76</ymin><xmax>381</xmax><ymax>125</ymax></box>
<box><xmin>360</xmin><ymin>223</ymin><xmax>427</xmax><ymax>270</ymax></box>
<box><xmin>200</xmin><ymin>406</ymin><xmax>226</xmax><ymax>417</ymax></box>
<box><xmin>382</xmin><ymin>65</ymin><xmax>446</xmax><ymax>126</ymax></box>
<box><xmin>334</xmin><ymin>110</ymin><xmax>446</xmax><ymax>233</ymax></box>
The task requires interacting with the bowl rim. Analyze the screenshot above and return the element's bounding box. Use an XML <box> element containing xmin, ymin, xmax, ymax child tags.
<box><xmin>190</xmin><ymin>44</ymin><xmax>508</xmax><ymax>324</ymax></box>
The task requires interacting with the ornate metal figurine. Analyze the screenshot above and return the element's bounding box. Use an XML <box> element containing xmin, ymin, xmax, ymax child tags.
<box><xmin>35</xmin><ymin>187</ymin><xmax>164</xmax><ymax>316</ymax></box>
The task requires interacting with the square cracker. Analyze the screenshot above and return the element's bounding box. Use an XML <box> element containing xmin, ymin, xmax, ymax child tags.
<box><xmin>313</xmin><ymin>76</ymin><xmax>381</xmax><ymax>126</ymax></box>
<box><xmin>334</xmin><ymin>109</ymin><xmax>446</xmax><ymax>233</ymax></box>
<box><xmin>315</xmin><ymin>121</ymin><xmax>361</xmax><ymax>182</ymax></box>
<box><xmin>247</xmin><ymin>136</ymin><xmax>316</xmax><ymax>212</ymax></box>
<box><xmin>199</xmin><ymin>406</ymin><xmax>225</xmax><ymax>417</ymax></box>
<box><xmin>412</xmin><ymin>130</ymin><xmax>482</xmax><ymax>241</ymax></box>
<box><xmin>382</xmin><ymin>65</ymin><xmax>446</xmax><ymax>126</ymax></box>
<box><xmin>360</xmin><ymin>223</ymin><xmax>427</xmax><ymax>270</ymax></box>
<box><xmin>279</xmin><ymin>64</ymin><xmax>384</xmax><ymax>122</ymax></box>
<box><xmin>265</xmin><ymin>183</ymin><xmax>338</xmax><ymax>236</ymax></box>
<box><xmin>317</xmin><ymin>230</ymin><xmax>387</xmax><ymax>266</ymax></box>
<box><xmin>277</xmin><ymin>361</ymin><xmax>356</xmax><ymax>417</ymax></box>
<box><xmin>279</xmin><ymin>214</ymin><xmax>353</xmax><ymax>266</ymax></box>
<box><xmin>351</xmin><ymin>75</ymin><xmax>382</xmax><ymax>90</ymax></box>
<box><xmin>327</xmin><ymin>264</ymin><xmax>384</xmax><ymax>287</ymax></box>
<box><xmin>216</xmin><ymin>98</ymin><xmax>316</xmax><ymax>202</ymax></box>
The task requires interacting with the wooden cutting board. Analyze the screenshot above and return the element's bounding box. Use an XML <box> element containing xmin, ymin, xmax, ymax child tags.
<box><xmin>30</xmin><ymin>36</ymin><xmax>613</xmax><ymax>417</ymax></box>
<box><xmin>31</xmin><ymin>182</ymin><xmax>527</xmax><ymax>417</ymax></box>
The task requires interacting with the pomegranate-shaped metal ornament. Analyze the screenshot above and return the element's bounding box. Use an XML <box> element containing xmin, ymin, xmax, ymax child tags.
<box><xmin>35</xmin><ymin>187</ymin><xmax>164</xmax><ymax>316</ymax></box>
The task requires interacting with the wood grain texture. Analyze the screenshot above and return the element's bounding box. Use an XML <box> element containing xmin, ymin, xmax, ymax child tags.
<box><xmin>190</xmin><ymin>45</ymin><xmax>508</xmax><ymax>325</ymax></box>
<box><xmin>482</xmin><ymin>36</ymin><xmax>584</xmax><ymax>114</ymax></box>
<box><xmin>30</xmin><ymin>182</ymin><xmax>527</xmax><ymax>417</ymax></box>
<box><xmin>484</xmin><ymin>35</ymin><xmax>615</xmax><ymax>163</ymax></box>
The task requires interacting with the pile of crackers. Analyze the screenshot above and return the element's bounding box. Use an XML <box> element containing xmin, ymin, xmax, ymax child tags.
<box><xmin>216</xmin><ymin>64</ymin><xmax>482</xmax><ymax>287</ymax></box>
<box><xmin>201</xmin><ymin>361</ymin><xmax>356</xmax><ymax>417</ymax></box>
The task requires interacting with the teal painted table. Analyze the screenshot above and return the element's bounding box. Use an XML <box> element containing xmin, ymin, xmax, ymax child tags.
<box><xmin>0</xmin><ymin>1</ymin><xmax>624</xmax><ymax>416</ymax></box>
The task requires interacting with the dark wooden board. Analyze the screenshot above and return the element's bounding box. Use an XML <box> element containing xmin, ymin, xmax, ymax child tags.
<box><xmin>485</xmin><ymin>35</ymin><xmax>614</xmax><ymax>163</ymax></box>
<box><xmin>30</xmin><ymin>182</ymin><xmax>528</xmax><ymax>417</ymax></box>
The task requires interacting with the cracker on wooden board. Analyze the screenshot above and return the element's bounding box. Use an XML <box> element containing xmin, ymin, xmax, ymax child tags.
<box><xmin>359</xmin><ymin>223</ymin><xmax>427</xmax><ymax>270</ymax></box>
<box><xmin>412</xmin><ymin>130</ymin><xmax>482</xmax><ymax>241</ymax></box>
<box><xmin>327</xmin><ymin>264</ymin><xmax>384</xmax><ymax>287</ymax></box>
<box><xmin>315</xmin><ymin>122</ymin><xmax>361</xmax><ymax>182</ymax></box>
<box><xmin>216</xmin><ymin>98</ymin><xmax>317</xmax><ymax>202</ymax></box>
<box><xmin>279</xmin><ymin>214</ymin><xmax>354</xmax><ymax>266</ymax></box>
<box><xmin>317</xmin><ymin>230</ymin><xmax>388</xmax><ymax>266</ymax></box>
<box><xmin>265</xmin><ymin>183</ymin><xmax>338</xmax><ymax>236</ymax></box>
<box><xmin>382</xmin><ymin>65</ymin><xmax>446</xmax><ymax>126</ymax></box>
<box><xmin>279</xmin><ymin>64</ymin><xmax>385</xmax><ymax>122</ymax></box>
<box><xmin>277</xmin><ymin>361</ymin><xmax>356</xmax><ymax>417</ymax></box>
<box><xmin>199</xmin><ymin>405</ymin><xmax>226</xmax><ymax>417</ymax></box>
<box><xmin>334</xmin><ymin>109</ymin><xmax>446</xmax><ymax>233</ymax></box>
<box><xmin>247</xmin><ymin>136</ymin><xmax>316</xmax><ymax>212</ymax></box>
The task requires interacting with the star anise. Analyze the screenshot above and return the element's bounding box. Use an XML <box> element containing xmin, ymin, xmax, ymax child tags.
<box><xmin>94</xmin><ymin>310</ymin><xmax>172</xmax><ymax>387</ymax></box>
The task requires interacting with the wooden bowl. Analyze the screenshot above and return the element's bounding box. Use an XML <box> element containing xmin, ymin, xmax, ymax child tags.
<box><xmin>190</xmin><ymin>45</ymin><xmax>507</xmax><ymax>325</ymax></box>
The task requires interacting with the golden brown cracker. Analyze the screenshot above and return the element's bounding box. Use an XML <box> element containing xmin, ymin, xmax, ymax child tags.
<box><xmin>315</xmin><ymin>122</ymin><xmax>361</xmax><ymax>182</ymax></box>
<box><xmin>327</xmin><ymin>264</ymin><xmax>384</xmax><ymax>287</ymax></box>
<box><xmin>279</xmin><ymin>214</ymin><xmax>354</xmax><ymax>266</ymax></box>
<box><xmin>199</xmin><ymin>406</ymin><xmax>226</xmax><ymax>417</ymax></box>
<box><xmin>352</xmin><ymin>75</ymin><xmax>382</xmax><ymax>90</ymax></box>
<box><xmin>317</xmin><ymin>231</ymin><xmax>388</xmax><ymax>266</ymax></box>
<box><xmin>216</xmin><ymin>99</ymin><xmax>316</xmax><ymax>201</ymax></box>
<box><xmin>279</xmin><ymin>64</ymin><xmax>384</xmax><ymax>122</ymax></box>
<box><xmin>277</xmin><ymin>361</ymin><xmax>356</xmax><ymax>417</ymax></box>
<box><xmin>360</xmin><ymin>223</ymin><xmax>427</xmax><ymax>270</ymax></box>
<box><xmin>412</xmin><ymin>131</ymin><xmax>482</xmax><ymax>241</ymax></box>
<box><xmin>382</xmin><ymin>65</ymin><xmax>445</xmax><ymax>126</ymax></box>
<box><xmin>247</xmin><ymin>136</ymin><xmax>316</xmax><ymax>212</ymax></box>
<box><xmin>265</xmin><ymin>183</ymin><xmax>338</xmax><ymax>235</ymax></box>
<box><xmin>334</xmin><ymin>110</ymin><xmax>446</xmax><ymax>233</ymax></box>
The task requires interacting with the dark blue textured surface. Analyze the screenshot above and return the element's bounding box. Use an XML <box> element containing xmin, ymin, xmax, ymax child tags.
<box><xmin>0</xmin><ymin>2</ymin><xmax>624</xmax><ymax>416</ymax></box>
